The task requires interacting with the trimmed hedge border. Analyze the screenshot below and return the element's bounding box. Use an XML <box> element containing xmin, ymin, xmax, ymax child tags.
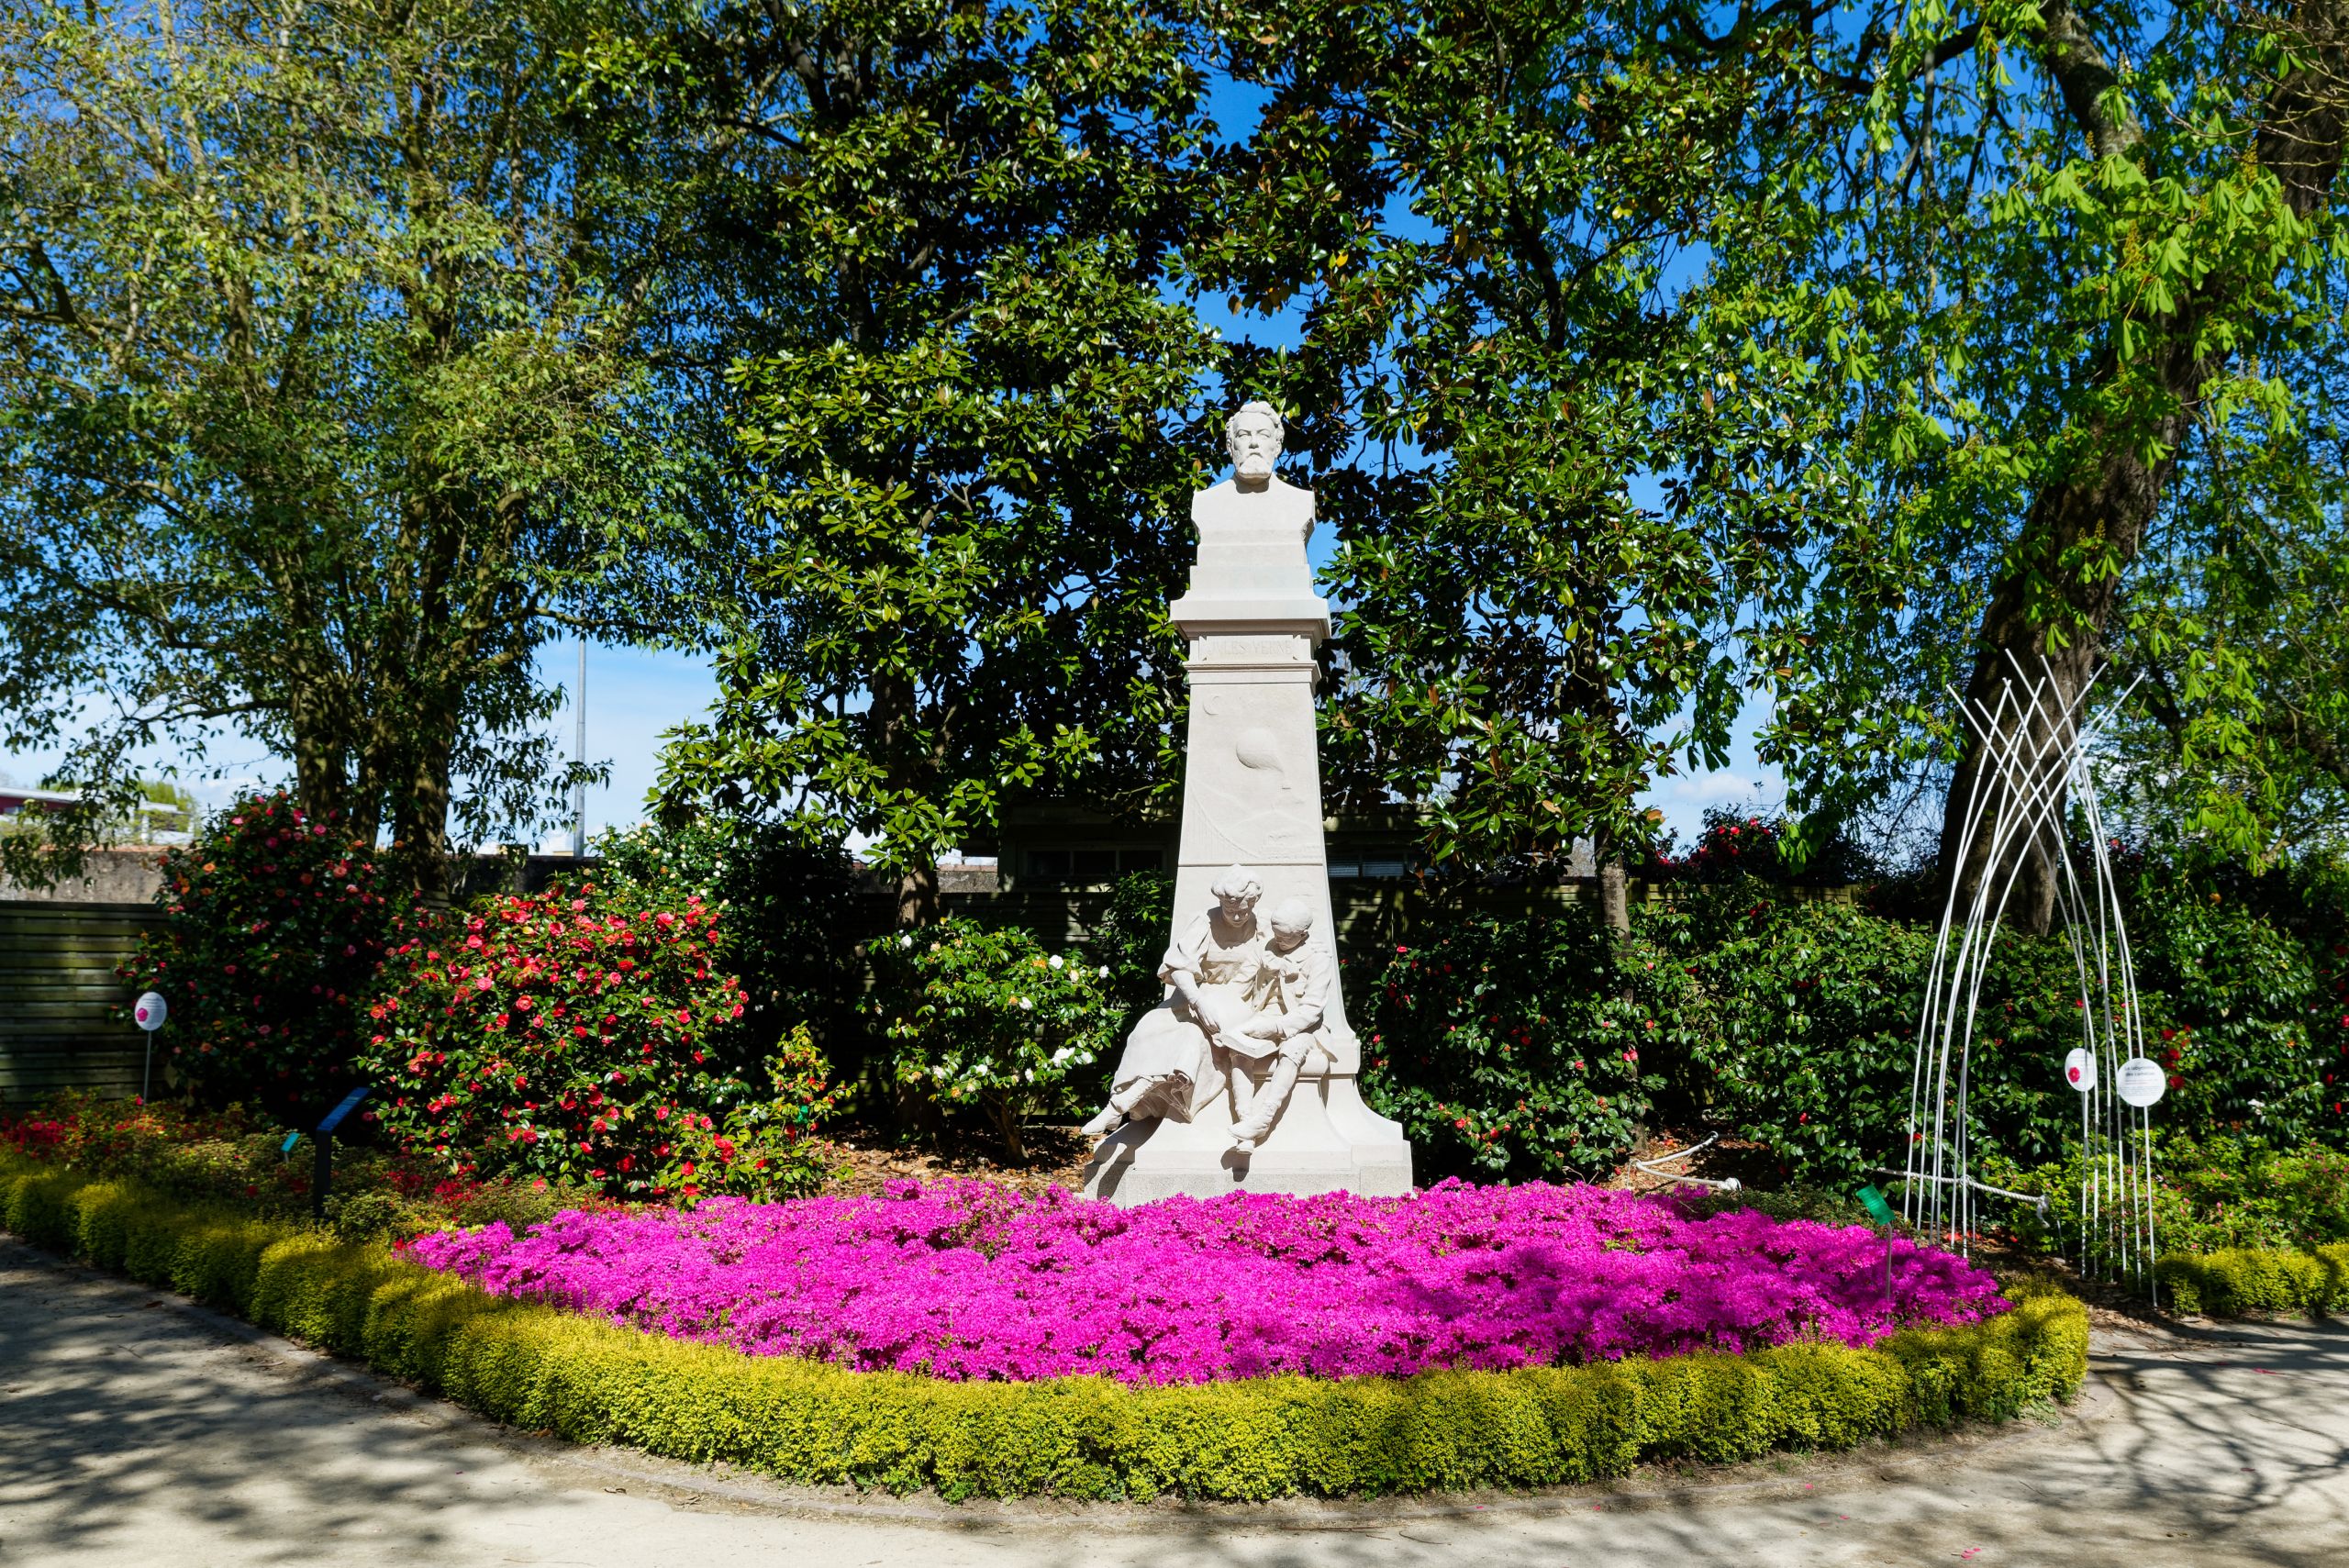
<box><xmin>1</xmin><ymin>1157</ymin><xmax>2087</xmax><ymax>1501</ymax></box>
<box><xmin>2156</xmin><ymin>1245</ymin><xmax>2349</xmax><ymax>1318</ymax></box>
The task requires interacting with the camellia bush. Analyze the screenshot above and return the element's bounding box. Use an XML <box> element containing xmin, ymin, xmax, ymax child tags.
<box><xmin>1355</xmin><ymin>910</ymin><xmax>1672</xmax><ymax>1182</ymax></box>
<box><xmin>650</xmin><ymin>1024</ymin><xmax>839</xmax><ymax>1206</ymax></box>
<box><xmin>594</xmin><ymin>817</ymin><xmax>869</xmax><ymax>1084</ymax></box>
<box><xmin>118</xmin><ymin>788</ymin><xmax>405</xmax><ymax>1121</ymax></box>
<box><xmin>358</xmin><ymin>886</ymin><xmax>770</xmax><ymax>1195</ymax></box>
<box><xmin>869</xmin><ymin>919</ymin><xmax>1123</xmax><ymax>1161</ymax></box>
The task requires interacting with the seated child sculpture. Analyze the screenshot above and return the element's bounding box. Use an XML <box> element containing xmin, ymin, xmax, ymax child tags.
<box><xmin>1079</xmin><ymin>866</ymin><xmax>1333</xmax><ymax>1151</ymax></box>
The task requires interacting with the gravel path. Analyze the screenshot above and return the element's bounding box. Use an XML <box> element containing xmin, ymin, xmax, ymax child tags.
<box><xmin>4</xmin><ymin>1238</ymin><xmax>2344</xmax><ymax>1566</ymax></box>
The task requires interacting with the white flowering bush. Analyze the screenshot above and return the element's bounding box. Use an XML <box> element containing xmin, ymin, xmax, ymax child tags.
<box><xmin>869</xmin><ymin>918</ymin><xmax>1123</xmax><ymax>1161</ymax></box>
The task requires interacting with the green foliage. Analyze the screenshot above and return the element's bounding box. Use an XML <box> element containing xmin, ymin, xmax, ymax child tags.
<box><xmin>358</xmin><ymin>886</ymin><xmax>774</xmax><ymax>1196</ymax></box>
<box><xmin>1989</xmin><ymin>1134</ymin><xmax>2349</xmax><ymax>1267</ymax></box>
<box><xmin>1722</xmin><ymin>4</ymin><xmax>2349</xmax><ymax>860</ymax></box>
<box><xmin>1206</xmin><ymin>2</ymin><xmax>1869</xmax><ymax>873</ymax></box>
<box><xmin>625</xmin><ymin>1</ymin><xmax>1221</xmax><ymax>913</ymax></box>
<box><xmin>869</xmin><ymin>919</ymin><xmax>1123</xmax><ymax>1161</ymax></box>
<box><xmin>118</xmin><ymin>790</ymin><xmax>407</xmax><ymax>1122</ymax></box>
<box><xmin>595</xmin><ymin>817</ymin><xmax>871</xmax><ymax>1081</ymax></box>
<box><xmin>1675</xmin><ymin>897</ymin><xmax>2093</xmax><ymax>1183</ymax></box>
<box><xmin>1356</xmin><ymin>864</ymin><xmax>2349</xmax><ymax>1193</ymax></box>
<box><xmin>0</xmin><ymin>0</ymin><xmax>701</xmax><ymax>890</ymax></box>
<box><xmin>2125</xmin><ymin>866</ymin><xmax>2342</xmax><ymax>1149</ymax></box>
<box><xmin>1678</xmin><ymin>899</ymin><xmax>1931</xmax><ymax>1184</ymax></box>
<box><xmin>1094</xmin><ymin>869</ymin><xmax>1176</xmax><ymax>1025</ymax></box>
<box><xmin>650</xmin><ymin>1027</ymin><xmax>840</xmax><ymax>1206</ymax></box>
<box><xmin>1</xmin><ymin>1154</ymin><xmax>2090</xmax><ymax>1499</ymax></box>
<box><xmin>1354</xmin><ymin>909</ymin><xmax>1671</xmax><ymax>1182</ymax></box>
<box><xmin>2157</xmin><ymin>1245</ymin><xmax>2349</xmax><ymax>1319</ymax></box>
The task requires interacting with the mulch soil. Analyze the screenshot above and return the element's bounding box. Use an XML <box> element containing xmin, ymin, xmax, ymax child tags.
<box><xmin>813</xmin><ymin>1123</ymin><xmax>1094</xmax><ymax>1198</ymax></box>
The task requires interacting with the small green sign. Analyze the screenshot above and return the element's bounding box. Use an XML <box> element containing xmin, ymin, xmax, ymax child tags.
<box><xmin>1856</xmin><ymin>1184</ymin><xmax>1898</xmax><ymax>1227</ymax></box>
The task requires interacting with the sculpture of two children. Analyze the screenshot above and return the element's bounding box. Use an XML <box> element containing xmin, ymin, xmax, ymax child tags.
<box><xmin>1080</xmin><ymin>866</ymin><xmax>1337</xmax><ymax>1151</ymax></box>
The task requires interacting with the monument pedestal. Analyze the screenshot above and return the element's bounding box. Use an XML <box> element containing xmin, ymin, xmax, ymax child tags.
<box><xmin>1080</xmin><ymin>426</ymin><xmax>1412</xmax><ymax>1204</ymax></box>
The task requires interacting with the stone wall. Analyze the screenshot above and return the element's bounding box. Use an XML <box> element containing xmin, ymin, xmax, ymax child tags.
<box><xmin>0</xmin><ymin>848</ymin><xmax>169</xmax><ymax>905</ymax></box>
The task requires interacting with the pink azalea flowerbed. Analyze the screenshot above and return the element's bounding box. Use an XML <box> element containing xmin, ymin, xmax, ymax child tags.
<box><xmin>404</xmin><ymin>1179</ymin><xmax>2009</xmax><ymax>1385</ymax></box>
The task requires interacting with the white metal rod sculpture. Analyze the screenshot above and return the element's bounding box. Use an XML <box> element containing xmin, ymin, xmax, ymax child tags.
<box><xmin>1905</xmin><ymin>653</ymin><xmax>2160</xmax><ymax>1299</ymax></box>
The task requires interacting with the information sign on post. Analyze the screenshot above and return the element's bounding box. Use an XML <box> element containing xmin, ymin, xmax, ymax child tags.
<box><xmin>132</xmin><ymin>991</ymin><xmax>168</xmax><ymax>1101</ymax></box>
<box><xmin>1855</xmin><ymin>1184</ymin><xmax>1898</xmax><ymax>1314</ymax></box>
<box><xmin>307</xmin><ymin>1086</ymin><xmax>372</xmax><ymax>1218</ymax></box>
<box><xmin>2116</xmin><ymin>1057</ymin><xmax>2168</xmax><ymax>1109</ymax></box>
<box><xmin>2063</xmin><ymin>1047</ymin><xmax>2097</xmax><ymax>1093</ymax></box>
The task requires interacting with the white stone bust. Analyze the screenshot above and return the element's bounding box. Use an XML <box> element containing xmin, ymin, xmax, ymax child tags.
<box><xmin>1198</xmin><ymin>401</ymin><xmax>1312</xmax><ymax>539</ymax></box>
<box><xmin>1178</xmin><ymin>403</ymin><xmax>1318</xmax><ymax>616</ymax></box>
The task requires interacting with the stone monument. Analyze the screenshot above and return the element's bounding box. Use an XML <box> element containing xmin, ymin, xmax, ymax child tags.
<box><xmin>1079</xmin><ymin>403</ymin><xmax>1415</xmax><ymax>1204</ymax></box>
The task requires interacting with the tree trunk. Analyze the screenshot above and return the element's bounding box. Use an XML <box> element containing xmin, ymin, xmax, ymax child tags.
<box><xmin>1939</xmin><ymin>440</ymin><xmax>2170</xmax><ymax>934</ymax></box>
<box><xmin>1598</xmin><ymin>854</ymin><xmax>1630</xmax><ymax>939</ymax></box>
<box><xmin>993</xmin><ymin>1096</ymin><xmax>1027</xmax><ymax>1165</ymax></box>
<box><xmin>896</xmin><ymin>861</ymin><xmax>940</xmax><ymax>928</ymax></box>
<box><xmin>1941</xmin><ymin>1</ymin><xmax>2346</xmax><ymax>931</ymax></box>
<box><xmin>387</xmin><ymin>704</ymin><xmax>460</xmax><ymax>906</ymax></box>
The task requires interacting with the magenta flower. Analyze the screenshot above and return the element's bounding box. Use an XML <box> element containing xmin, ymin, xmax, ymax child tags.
<box><xmin>404</xmin><ymin>1180</ymin><xmax>2008</xmax><ymax>1385</ymax></box>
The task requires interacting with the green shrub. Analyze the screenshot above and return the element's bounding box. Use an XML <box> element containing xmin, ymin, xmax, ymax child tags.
<box><xmin>650</xmin><ymin>1025</ymin><xmax>839</xmax><ymax>1204</ymax></box>
<box><xmin>117</xmin><ymin>788</ymin><xmax>410</xmax><ymax>1122</ymax></box>
<box><xmin>1678</xmin><ymin>899</ymin><xmax>1926</xmax><ymax>1182</ymax></box>
<box><xmin>2156</xmin><ymin>1245</ymin><xmax>2349</xmax><ymax>1318</ymax></box>
<box><xmin>1354</xmin><ymin>909</ymin><xmax>1674</xmax><ymax>1182</ymax></box>
<box><xmin>869</xmin><ymin>919</ymin><xmax>1123</xmax><ymax>1160</ymax></box>
<box><xmin>1664</xmin><ymin>895</ymin><xmax>2157</xmax><ymax>1185</ymax></box>
<box><xmin>1987</xmin><ymin>1134</ymin><xmax>2349</xmax><ymax>1265</ymax></box>
<box><xmin>595</xmin><ymin>818</ymin><xmax>870</xmax><ymax>1082</ymax></box>
<box><xmin>0</xmin><ymin>1154</ymin><xmax>2090</xmax><ymax>1501</ymax></box>
<box><xmin>1094</xmin><ymin>869</ymin><xmax>1175</xmax><ymax>1026</ymax></box>
<box><xmin>357</xmin><ymin>886</ymin><xmax>768</xmax><ymax>1195</ymax></box>
<box><xmin>2126</xmin><ymin>870</ymin><xmax>2342</xmax><ymax>1149</ymax></box>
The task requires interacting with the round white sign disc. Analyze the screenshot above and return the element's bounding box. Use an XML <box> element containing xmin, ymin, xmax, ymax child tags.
<box><xmin>2064</xmin><ymin>1047</ymin><xmax>2097</xmax><ymax>1094</ymax></box>
<box><xmin>2116</xmin><ymin>1056</ymin><xmax>2167</xmax><ymax>1108</ymax></box>
<box><xmin>134</xmin><ymin>991</ymin><xmax>168</xmax><ymax>1031</ymax></box>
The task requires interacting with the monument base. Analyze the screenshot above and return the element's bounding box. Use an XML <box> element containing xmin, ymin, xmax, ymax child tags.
<box><xmin>1079</xmin><ymin>1067</ymin><xmax>1412</xmax><ymax>1206</ymax></box>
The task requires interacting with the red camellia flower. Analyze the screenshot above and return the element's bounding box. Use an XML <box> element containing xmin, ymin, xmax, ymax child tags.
<box><xmin>359</xmin><ymin>885</ymin><xmax>759</xmax><ymax>1197</ymax></box>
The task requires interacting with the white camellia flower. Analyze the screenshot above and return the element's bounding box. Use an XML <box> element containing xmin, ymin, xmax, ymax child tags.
<box><xmin>1097</xmin><ymin>965</ymin><xmax>1110</xmax><ymax>978</ymax></box>
<box><xmin>1048</xmin><ymin>953</ymin><xmax>1063</xmax><ymax>970</ymax></box>
<box><xmin>1024</xmin><ymin>1068</ymin><xmax>1035</xmax><ymax>1082</ymax></box>
<box><xmin>1018</xmin><ymin>996</ymin><xmax>1033</xmax><ymax>1011</ymax></box>
<box><xmin>1051</xmin><ymin>1046</ymin><xmax>1073</xmax><ymax>1063</ymax></box>
<box><xmin>898</xmin><ymin>933</ymin><xmax>913</xmax><ymax>948</ymax></box>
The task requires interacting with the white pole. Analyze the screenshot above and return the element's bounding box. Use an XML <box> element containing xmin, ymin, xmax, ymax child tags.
<box><xmin>573</xmin><ymin>638</ymin><xmax>587</xmax><ymax>859</ymax></box>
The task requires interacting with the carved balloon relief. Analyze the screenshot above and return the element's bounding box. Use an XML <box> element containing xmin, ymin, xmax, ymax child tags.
<box><xmin>1234</xmin><ymin>727</ymin><xmax>1283</xmax><ymax>773</ymax></box>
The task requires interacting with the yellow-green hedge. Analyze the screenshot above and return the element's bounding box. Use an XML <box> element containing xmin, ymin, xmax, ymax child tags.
<box><xmin>2</xmin><ymin>1158</ymin><xmax>2087</xmax><ymax>1500</ymax></box>
<box><xmin>2157</xmin><ymin>1244</ymin><xmax>2349</xmax><ymax>1318</ymax></box>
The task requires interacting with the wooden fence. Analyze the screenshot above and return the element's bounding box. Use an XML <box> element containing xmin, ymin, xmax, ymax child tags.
<box><xmin>0</xmin><ymin>901</ymin><xmax>156</xmax><ymax>1104</ymax></box>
